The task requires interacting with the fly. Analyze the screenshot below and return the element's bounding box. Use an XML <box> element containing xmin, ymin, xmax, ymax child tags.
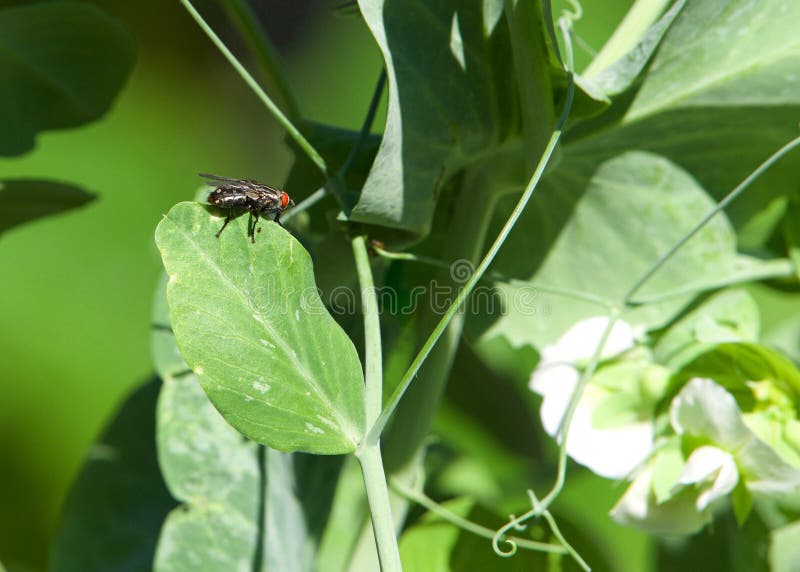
<box><xmin>201</xmin><ymin>173</ymin><xmax>294</xmax><ymax>243</ymax></box>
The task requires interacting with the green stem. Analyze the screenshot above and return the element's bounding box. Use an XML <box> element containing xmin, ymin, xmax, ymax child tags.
<box><xmin>282</xmin><ymin>68</ymin><xmax>386</xmax><ymax>223</ymax></box>
<box><xmin>352</xmin><ymin>235</ymin><xmax>400</xmax><ymax>571</ymax></box>
<box><xmin>355</xmin><ymin>446</ymin><xmax>402</xmax><ymax>572</ymax></box>
<box><xmin>179</xmin><ymin>0</ymin><xmax>328</xmax><ymax>176</ymax></box>
<box><xmin>352</xmin><ymin>235</ymin><xmax>383</xmax><ymax>428</ymax></box>
<box><xmin>366</xmin><ymin>73</ymin><xmax>576</xmax><ymax>444</ymax></box>
<box><xmin>544</xmin><ymin>309</ymin><xmax>619</xmax><ymax>510</ymax></box>
<box><xmin>492</xmin><ymin>311</ymin><xmax>619</xmax><ymax>560</ymax></box>
<box><xmin>583</xmin><ymin>0</ymin><xmax>670</xmax><ymax>77</ymax></box>
<box><xmin>218</xmin><ymin>0</ymin><xmax>302</xmax><ymax>119</ymax></box>
<box><xmin>391</xmin><ymin>478</ymin><xmax>567</xmax><ymax>555</ymax></box>
<box><xmin>528</xmin><ymin>491</ymin><xmax>590</xmax><ymax>571</ymax></box>
<box><xmin>628</xmin><ymin>258</ymin><xmax>795</xmax><ymax>305</ymax></box>
<box><xmin>623</xmin><ymin>134</ymin><xmax>800</xmax><ymax>304</ymax></box>
<box><xmin>374</xmin><ymin>247</ymin><xmax>613</xmax><ymax>309</ymax></box>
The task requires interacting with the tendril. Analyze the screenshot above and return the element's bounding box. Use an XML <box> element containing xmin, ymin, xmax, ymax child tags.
<box><xmin>492</xmin><ymin>512</ymin><xmax>531</xmax><ymax>557</ymax></box>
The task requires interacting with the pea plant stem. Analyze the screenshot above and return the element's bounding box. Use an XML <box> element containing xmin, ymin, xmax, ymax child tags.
<box><xmin>355</xmin><ymin>445</ymin><xmax>402</xmax><ymax>572</ymax></box>
<box><xmin>352</xmin><ymin>234</ymin><xmax>401</xmax><ymax>571</ymax></box>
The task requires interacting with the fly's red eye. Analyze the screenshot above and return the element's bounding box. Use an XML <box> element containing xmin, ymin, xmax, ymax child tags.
<box><xmin>280</xmin><ymin>191</ymin><xmax>290</xmax><ymax>208</ymax></box>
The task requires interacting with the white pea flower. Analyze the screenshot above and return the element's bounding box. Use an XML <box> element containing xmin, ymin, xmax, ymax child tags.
<box><xmin>611</xmin><ymin>378</ymin><xmax>800</xmax><ymax>534</ymax></box>
<box><xmin>530</xmin><ymin>317</ymin><xmax>656</xmax><ymax>479</ymax></box>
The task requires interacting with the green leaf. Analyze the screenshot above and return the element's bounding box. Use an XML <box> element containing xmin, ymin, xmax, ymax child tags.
<box><xmin>584</xmin><ymin>0</ymin><xmax>686</xmax><ymax>98</ymax></box>
<box><xmin>0</xmin><ymin>178</ymin><xmax>94</xmax><ymax>235</ymax></box>
<box><xmin>568</xmin><ymin>0</ymin><xmax>800</xmax><ymax>249</ymax></box>
<box><xmin>679</xmin><ymin>342</ymin><xmax>800</xmax><ymax>399</ymax></box>
<box><xmin>476</xmin><ymin>151</ymin><xmax>753</xmax><ymax>349</ymax></box>
<box><xmin>155</xmin><ymin>202</ymin><xmax>365</xmax><ymax>454</ymax></box>
<box><xmin>50</xmin><ymin>380</ymin><xmax>176</xmax><ymax>572</ymax></box>
<box><xmin>153</xmin><ymin>372</ymin><xmax>261</xmax><ymax>572</ymax></box>
<box><xmin>654</xmin><ymin>289</ymin><xmax>760</xmax><ymax>369</ymax></box>
<box><xmin>770</xmin><ymin>520</ymin><xmax>800</xmax><ymax>572</ymax></box>
<box><xmin>350</xmin><ymin>0</ymin><xmax>550</xmax><ymax>236</ymax></box>
<box><xmin>0</xmin><ymin>2</ymin><xmax>135</xmax><ymax>156</ymax></box>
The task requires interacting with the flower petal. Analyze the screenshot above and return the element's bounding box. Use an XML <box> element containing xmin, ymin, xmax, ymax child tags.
<box><xmin>545</xmin><ymin>317</ymin><xmax>638</xmax><ymax>363</ymax></box>
<box><xmin>611</xmin><ymin>466</ymin><xmax>710</xmax><ymax>534</ymax></box>
<box><xmin>670</xmin><ymin>377</ymin><xmax>750</xmax><ymax>449</ymax></box>
<box><xmin>677</xmin><ymin>446</ymin><xmax>738</xmax><ymax>510</ymax></box>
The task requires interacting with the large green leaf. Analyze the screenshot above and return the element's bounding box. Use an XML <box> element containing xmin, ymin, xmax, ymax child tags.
<box><xmin>0</xmin><ymin>2</ymin><xmax>135</xmax><ymax>156</ymax></box>
<box><xmin>350</xmin><ymin>0</ymin><xmax>550</xmax><ymax>236</ymax></box>
<box><xmin>155</xmin><ymin>202</ymin><xmax>365</xmax><ymax>454</ymax></box>
<box><xmin>0</xmin><ymin>179</ymin><xmax>94</xmax><ymax>235</ymax></box>
<box><xmin>568</xmin><ymin>0</ymin><xmax>800</xmax><ymax>248</ymax></box>
<box><xmin>475</xmin><ymin>151</ymin><xmax>767</xmax><ymax>350</ymax></box>
<box><xmin>654</xmin><ymin>289</ymin><xmax>761</xmax><ymax>369</ymax></box>
<box><xmin>50</xmin><ymin>380</ymin><xmax>176</xmax><ymax>572</ymax></box>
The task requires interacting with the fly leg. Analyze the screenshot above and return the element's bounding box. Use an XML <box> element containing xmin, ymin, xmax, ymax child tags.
<box><xmin>216</xmin><ymin>213</ymin><xmax>233</xmax><ymax>238</ymax></box>
<box><xmin>249</xmin><ymin>210</ymin><xmax>260</xmax><ymax>243</ymax></box>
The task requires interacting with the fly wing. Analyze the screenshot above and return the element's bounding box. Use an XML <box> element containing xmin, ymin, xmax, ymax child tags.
<box><xmin>199</xmin><ymin>173</ymin><xmax>248</xmax><ymax>185</ymax></box>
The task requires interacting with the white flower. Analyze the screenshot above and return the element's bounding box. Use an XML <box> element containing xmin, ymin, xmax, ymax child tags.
<box><xmin>530</xmin><ymin>317</ymin><xmax>654</xmax><ymax>479</ymax></box>
<box><xmin>677</xmin><ymin>446</ymin><xmax>739</xmax><ymax>510</ymax></box>
<box><xmin>611</xmin><ymin>378</ymin><xmax>800</xmax><ymax>534</ymax></box>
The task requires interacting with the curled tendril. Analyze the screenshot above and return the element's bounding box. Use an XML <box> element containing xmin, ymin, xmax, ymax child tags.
<box><xmin>562</xmin><ymin>0</ymin><xmax>584</xmax><ymax>23</ymax></box>
<box><xmin>492</xmin><ymin>514</ymin><xmax>529</xmax><ymax>557</ymax></box>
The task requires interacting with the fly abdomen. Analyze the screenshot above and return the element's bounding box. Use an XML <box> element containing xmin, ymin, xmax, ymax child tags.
<box><xmin>208</xmin><ymin>188</ymin><xmax>249</xmax><ymax>209</ymax></box>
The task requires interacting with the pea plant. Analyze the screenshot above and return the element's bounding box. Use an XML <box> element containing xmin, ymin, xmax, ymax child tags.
<box><xmin>52</xmin><ymin>0</ymin><xmax>800</xmax><ymax>570</ymax></box>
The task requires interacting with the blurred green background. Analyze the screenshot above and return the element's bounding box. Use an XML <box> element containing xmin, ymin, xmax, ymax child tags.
<box><xmin>0</xmin><ymin>0</ymin><xmax>630</xmax><ymax>569</ymax></box>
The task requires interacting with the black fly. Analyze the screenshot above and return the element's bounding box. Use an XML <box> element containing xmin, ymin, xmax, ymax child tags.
<box><xmin>201</xmin><ymin>173</ymin><xmax>294</xmax><ymax>243</ymax></box>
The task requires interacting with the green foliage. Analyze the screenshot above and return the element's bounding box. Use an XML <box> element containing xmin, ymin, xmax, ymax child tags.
<box><xmin>156</xmin><ymin>202</ymin><xmax>365</xmax><ymax>454</ymax></box>
<box><xmin>0</xmin><ymin>1</ymin><xmax>134</xmax><ymax>156</ymax></box>
<box><xmin>23</xmin><ymin>0</ymin><xmax>800</xmax><ymax>570</ymax></box>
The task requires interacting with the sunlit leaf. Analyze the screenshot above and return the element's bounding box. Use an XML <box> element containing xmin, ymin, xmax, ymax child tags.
<box><xmin>475</xmin><ymin>151</ymin><xmax>761</xmax><ymax>349</ymax></box>
<box><xmin>0</xmin><ymin>2</ymin><xmax>135</xmax><ymax>156</ymax></box>
<box><xmin>568</xmin><ymin>0</ymin><xmax>800</xmax><ymax>249</ymax></box>
<box><xmin>155</xmin><ymin>202</ymin><xmax>365</xmax><ymax>454</ymax></box>
<box><xmin>654</xmin><ymin>289</ymin><xmax>760</xmax><ymax>368</ymax></box>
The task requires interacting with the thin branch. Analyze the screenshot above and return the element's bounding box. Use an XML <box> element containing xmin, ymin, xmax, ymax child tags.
<box><xmin>391</xmin><ymin>478</ymin><xmax>567</xmax><ymax>556</ymax></box>
<box><xmin>624</xmin><ymin>134</ymin><xmax>800</xmax><ymax>303</ymax></box>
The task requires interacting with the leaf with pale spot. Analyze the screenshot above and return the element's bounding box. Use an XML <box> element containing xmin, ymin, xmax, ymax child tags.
<box><xmin>155</xmin><ymin>202</ymin><xmax>365</xmax><ymax>454</ymax></box>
